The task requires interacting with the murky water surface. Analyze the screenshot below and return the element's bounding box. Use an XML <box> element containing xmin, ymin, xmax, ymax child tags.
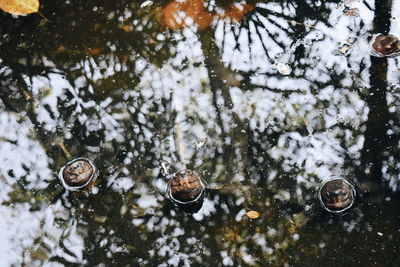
<box><xmin>1</xmin><ymin>0</ymin><xmax>400</xmax><ymax>265</ymax></box>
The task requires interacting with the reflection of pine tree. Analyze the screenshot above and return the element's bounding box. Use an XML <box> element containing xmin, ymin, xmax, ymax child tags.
<box><xmin>213</xmin><ymin>0</ymin><xmax>336</xmax><ymax>66</ymax></box>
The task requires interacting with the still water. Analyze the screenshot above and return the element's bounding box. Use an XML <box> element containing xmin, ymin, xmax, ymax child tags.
<box><xmin>1</xmin><ymin>0</ymin><xmax>400</xmax><ymax>265</ymax></box>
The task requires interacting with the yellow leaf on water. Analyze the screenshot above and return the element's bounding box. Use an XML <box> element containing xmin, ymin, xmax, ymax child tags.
<box><xmin>246</xmin><ymin>210</ymin><xmax>260</xmax><ymax>219</ymax></box>
<box><xmin>0</xmin><ymin>0</ymin><xmax>39</xmax><ymax>15</ymax></box>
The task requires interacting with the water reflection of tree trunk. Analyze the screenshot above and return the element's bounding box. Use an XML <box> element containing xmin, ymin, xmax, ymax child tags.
<box><xmin>199</xmin><ymin>28</ymin><xmax>249</xmax><ymax>179</ymax></box>
<box><xmin>199</xmin><ymin>28</ymin><xmax>232</xmax><ymax>133</ymax></box>
<box><xmin>361</xmin><ymin>58</ymin><xmax>390</xmax><ymax>181</ymax></box>
<box><xmin>360</xmin><ymin>0</ymin><xmax>392</xmax><ymax>183</ymax></box>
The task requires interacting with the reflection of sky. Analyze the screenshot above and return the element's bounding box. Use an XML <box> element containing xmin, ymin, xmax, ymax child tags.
<box><xmin>0</xmin><ymin>111</ymin><xmax>84</xmax><ymax>264</ymax></box>
<box><xmin>1</xmin><ymin>0</ymin><xmax>400</xmax><ymax>265</ymax></box>
<box><xmin>0</xmin><ymin>112</ymin><xmax>51</xmax><ymax>190</ymax></box>
<box><xmin>218</xmin><ymin>0</ymin><xmax>373</xmax><ymax>187</ymax></box>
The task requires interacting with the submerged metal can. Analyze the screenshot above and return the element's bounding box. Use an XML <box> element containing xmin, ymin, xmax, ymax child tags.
<box><xmin>58</xmin><ymin>157</ymin><xmax>98</xmax><ymax>191</ymax></box>
<box><xmin>318</xmin><ymin>177</ymin><xmax>356</xmax><ymax>214</ymax></box>
<box><xmin>166</xmin><ymin>169</ymin><xmax>207</xmax><ymax>213</ymax></box>
<box><xmin>370</xmin><ymin>34</ymin><xmax>400</xmax><ymax>58</ymax></box>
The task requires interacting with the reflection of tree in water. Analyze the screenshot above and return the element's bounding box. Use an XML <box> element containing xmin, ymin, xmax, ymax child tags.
<box><xmin>1</xmin><ymin>0</ymin><xmax>400</xmax><ymax>265</ymax></box>
<box><xmin>202</xmin><ymin>0</ymin><xmax>368</xmax><ymax>191</ymax></box>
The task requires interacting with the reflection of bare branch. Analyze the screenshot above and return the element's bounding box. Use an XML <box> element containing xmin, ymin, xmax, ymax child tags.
<box><xmin>174</xmin><ymin>122</ymin><xmax>187</xmax><ymax>167</ymax></box>
<box><xmin>57</xmin><ymin>142</ymin><xmax>72</xmax><ymax>159</ymax></box>
<box><xmin>251</xmin><ymin>17</ymin><xmax>280</xmax><ymax>59</ymax></box>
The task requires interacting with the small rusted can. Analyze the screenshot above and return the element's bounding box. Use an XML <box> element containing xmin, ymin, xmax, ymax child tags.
<box><xmin>370</xmin><ymin>34</ymin><xmax>400</xmax><ymax>57</ymax></box>
<box><xmin>318</xmin><ymin>177</ymin><xmax>356</xmax><ymax>214</ymax></box>
<box><xmin>167</xmin><ymin>169</ymin><xmax>207</xmax><ymax>213</ymax></box>
<box><xmin>58</xmin><ymin>157</ymin><xmax>98</xmax><ymax>191</ymax></box>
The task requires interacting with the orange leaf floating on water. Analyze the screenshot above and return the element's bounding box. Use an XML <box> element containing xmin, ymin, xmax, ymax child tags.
<box><xmin>88</xmin><ymin>48</ymin><xmax>102</xmax><ymax>55</ymax></box>
<box><xmin>160</xmin><ymin>0</ymin><xmax>213</xmax><ymax>30</ymax></box>
<box><xmin>160</xmin><ymin>1</ymin><xmax>183</xmax><ymax>30</ymax></box>
<box><xmin>0</xmin><ymin>0</ymin><xmax>39</xmax><ymax>15</ymax></box>
<box><xmin>246</xmin><ymin>210</ymin><xmax>260</xmax><ymax>219</ymax></box>
<box><xmin>219</xmin><ymin>3</ymin><xmax>254</xmax><ymax>22</ymax></box>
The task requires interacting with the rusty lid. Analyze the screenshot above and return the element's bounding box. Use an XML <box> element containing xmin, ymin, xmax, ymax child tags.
<box><xmin>167</xmin><ymin>169</ymin><xmax>207</xmax><ymax>205</ymax></box>
<box><xmin>318</xmin><ymin>177</ymin><xmax>356</xmax><ymax>213</ymax></box>
<box><xmin>58</xmin><ymin>157</ymin><xmax>98</xmax><ymax>191</ymax></box>
<box><xmin>370</xmin><ymin>34</ymin><xmax>400</xmax><ymax>57</ymax></box>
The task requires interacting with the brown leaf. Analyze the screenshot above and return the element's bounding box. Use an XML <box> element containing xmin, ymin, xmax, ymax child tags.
<box><xmin>160</xmin><ymin>0</ymin><xmax>213</xmax><ymax>30</ymax></box>
<box><xmin>88</xmin><ymin>48</ymin><xmax>102</xmax><ymax>55</ymax></box>
<box><xmin>219</xmin><ymin>4</ymin><xmax>254</xmax><ymax>22</ymax></box>
<box><xmin>246</xmin><ymin>210</ymin><xmax>260</xmax><ymax>219</ymax></box>
<box><xmin>0</xmin><ymin>0</ymin><xmax>39</xmax><ymax>15</ymax></box>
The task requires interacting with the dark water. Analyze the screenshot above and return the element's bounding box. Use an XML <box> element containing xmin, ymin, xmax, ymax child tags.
<box><xmin>1</xmin><ymin>0</ymin><xmax>400</xmax><ymax>265</ymax></box>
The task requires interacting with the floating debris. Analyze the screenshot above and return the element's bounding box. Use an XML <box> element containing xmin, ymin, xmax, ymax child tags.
<box><xmin>333</xmin><ymin>43</ymin><xmax>352</xmax><ymax>56</ymax></box>
<box><xmin>343</xmin><ymin>8</ymin><xmax>359</xmax><ymax>17</ymax></box>
<box><xmin>160</xmin><ymin>160</ymin><xmax>170</xmax><ymax>176</ymax></box>
<box><xmin>246</xmin><ymin>210</ymin><xmax>260</xmax><ymax>219</ymax></box>
<box><xmin>193</xmin><ymin>138</ymin><xmax>207</xmax><ymax>149</ymax></box>
<box><xmin>370</xmin><ymin>34</ymin><xmax>400</xmax><ymax>57</ymax></box>
<box><xmin>139</xmin><ymin>0</ymin><xmax>153</xmax><ymax>8</ymax></box>
<box><xmin>276</xmin><ymin>63</ymin><xmax>292</xmax><ymax>75</ymax></box>
<box><xmin>58</xmin><ymin>157</ymin><xmax>98</xmax><ymax>191</ymax></box>
<box><xmin>318</xmin><ymin>177</ymin><xmax>356</xmax><ymax>213</ymax></box>
<box><xmin>167</xmin><ymin>169</ymin><xmax>207</xmax><ymax>213</ymax></box>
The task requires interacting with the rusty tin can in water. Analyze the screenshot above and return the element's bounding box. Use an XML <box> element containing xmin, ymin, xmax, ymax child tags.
<box><xmin>58</xmin><ymin>157</ymin><xmax>98</xmax><ymax>191</ymax></box>
<box><xmin>370</xmin><ymin>34</ymin><xmax>400</xmax><ymax>57</ymax></box>
<box><xmin>318</xmin><ymin>177</ymin><xmax>356</xmax><ymax>214</ymax></box>
<box><xmin>167</xmin><ymin>169</ymin><xmax>207</xmax><ymax>213</ymax></box>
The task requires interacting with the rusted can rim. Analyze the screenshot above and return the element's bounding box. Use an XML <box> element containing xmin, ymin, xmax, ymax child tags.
<box><xmin>58</xmin><ymin>157</ymin><xmax>98</xmax><ymax>191</ymax></box>
<box><xmin>369</xmin><ymin>33</ymin><xmax>400</xmax><ymax>58</ymax></box>
<box><xmin>166</xmin><ymin>175</ymin><xmax>208</xmax><ymax>205</ymax></box>
<box><xmin>317</xmin><ymin>177</ymin><xmax>356</xmax><ymax>214</ymax></box>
